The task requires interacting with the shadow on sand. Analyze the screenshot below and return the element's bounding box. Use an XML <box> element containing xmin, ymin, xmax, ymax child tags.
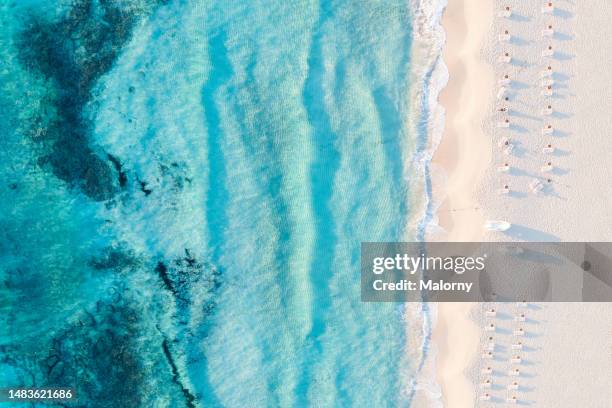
<box><xmin>503</xmin><ymin>225</ymin><xmax>561</xmax><ymax>242</ymax></box>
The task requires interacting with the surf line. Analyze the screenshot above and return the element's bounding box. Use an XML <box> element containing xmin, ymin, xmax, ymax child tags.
<box><xmin>373</xmin><ymin>279</ymin><xmax>473</xmax><ymax>293</ymax></box>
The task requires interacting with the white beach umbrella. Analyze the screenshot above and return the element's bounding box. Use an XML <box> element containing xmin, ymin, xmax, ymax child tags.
<box><xmin>484</xmin><ymin>220</ymin><xmax>512</xmax><ymax>231</ymax></box>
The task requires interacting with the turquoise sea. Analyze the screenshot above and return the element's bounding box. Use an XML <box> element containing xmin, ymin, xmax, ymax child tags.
<box><xmin>0</xmin><ymin>0</ymin><xmax>445</xmax><ymax>406</ymax></box>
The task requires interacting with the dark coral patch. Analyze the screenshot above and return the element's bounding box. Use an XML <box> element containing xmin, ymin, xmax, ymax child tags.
<box><xmin>155</xmin><ymin>250</ymin><xmax>223</xmax><ymax>316</ymax></box>
<box><xmin>107</xmin><ymin>154</ymin><xmax>128</xmax><ymax>188</ymax></box>
<box><xmin>89</xmin><ymin>246</ymin><xmax>138</xmax><ymax>271</ymax></box>
<box><xmin>1</xmin><ymin>299</ymin><xmax>148</xmax><ymax>407</ymax></box>
<box><xmin>16</xmin><ymin>0</ymin><xmax>158</xmax><ymax>200</ymax></box>
<box><xmin>137</xmin><ymin>177</ymin><xmax>153</xmax><ymax>196</ymax></box>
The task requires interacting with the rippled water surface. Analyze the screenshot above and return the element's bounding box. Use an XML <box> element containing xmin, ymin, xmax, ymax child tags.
<box><xmin>0</xmin><ymin>1</ymin><xmax>436</xmax><ymax>406</ymax></box>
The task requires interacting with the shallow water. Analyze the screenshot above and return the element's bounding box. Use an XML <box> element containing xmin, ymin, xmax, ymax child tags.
<box><xmin>0</xmin><ymin>1</ymin><xmax>440</xmax><ymax>406</ymax></box>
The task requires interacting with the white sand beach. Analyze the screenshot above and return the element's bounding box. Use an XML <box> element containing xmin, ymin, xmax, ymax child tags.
<box><xmin>428</xmin><ymin>0</ymin><xmax>491</xmax><ymax>406</ymax></box>
<box><xmin>429</xmin><ymin>0</ymin><xmax>612</xmax><ymax>406</ymax></box>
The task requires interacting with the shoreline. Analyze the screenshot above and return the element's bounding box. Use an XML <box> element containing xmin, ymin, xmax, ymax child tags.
<box><xmin>426</xmin><ymin>0</ymin><xmax>612</xmax><ymax>406</ymax></box>
<box><xmin>429</xmin><ymin>0</ymin><xmax>493</xmax><ymax>407</ymax></box>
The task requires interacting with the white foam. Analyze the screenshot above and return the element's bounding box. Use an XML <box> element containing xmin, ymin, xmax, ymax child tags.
<box><xmin>402</xmin><ymin>1</ymin><xmax>449</xmax><ymax>407</ymax></box>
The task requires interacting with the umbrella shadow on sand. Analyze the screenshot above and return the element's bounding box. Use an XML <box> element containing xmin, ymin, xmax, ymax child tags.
<box><xmin>503</xmin><ymin>224</ymin><xmax>561</xmax><ymax>242</ymax></box>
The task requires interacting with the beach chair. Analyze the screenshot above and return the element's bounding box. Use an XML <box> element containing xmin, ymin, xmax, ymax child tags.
<box><xmin>543</xmin><ymin>144</ymin><xmax>555</xmax><ymax>154</ymax></box>
<box><xmin>541</xmin><ymin>162</ymin><xmax>554</xmax><ymax>173</ymax></box>
<box><xmin>498</xmin><ymin>53</ymin><xmax>512</xmax><ymax>63</ymax></box>
<box><xmin>499</xmin><ymin>74</ymin><xmax>511</xmax><ymax>86</ymax></box>
<box><xmin>542</xmin><ymin>124</ymin><xmax>554</xmax><ymax>135</ymax></box>
<box><xmin>542</xmin><ymin>46</ymin><xmax>554</xmax><ymax>57</ymax></box>
<box><xmin>541</xmin><ymin>66</ymin><xmax>553</xmax><ymax>77</ymax></box>
<box><xmin>498</xmin><ymin>185</ymin><xmax>510</xmax><ymax>195</ymax></box>
<box><xmin>499</xmin><ymin>30</ymin><xmax>511</xmax><ymax>42</ymax></box>
<box><xmin>542</xmin><ymin>2</ymin><xmax>554</xmax><ymax>14</ymax></box>
<box><xmin>497</xmin><ymin>164</ymin><xmax>510</xmax><ymax>173</ymax></box>
<box><xmin>497</xmin><ymin>119</ymin><xmax>511</xmax><ymax>128</ymax></box>
<box><xmin>498</xmin><ymin>137</ymin><xmax>510</xmax><ymax>148</ymax></box>
<box><xmin>497</xmin><ymin>137</ymin><xmax>512</xmax><ymax>149</ymax></box>
<box><xmin>498</xmin><ymin>6</ymin><xmax>512</xmax><ymax>18</ymax></box>
<box><xmin>542</xmin><ymin>105</ymin><xmax>553</xmax><ymax>115</ymax></box>
<box><xmin>542</xmin><ymin>25</ymin><xmax>554</xmax><ymax>37</ymax></box>
<box><xmin>529</xmin><ymin>179</ymin><xmax>544</xmax><ymax>193</ymax></box>
<box><xmin>480</xmin><ymin>393</ymin><xmax>491</xmax><ymax>401</ymax></box>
